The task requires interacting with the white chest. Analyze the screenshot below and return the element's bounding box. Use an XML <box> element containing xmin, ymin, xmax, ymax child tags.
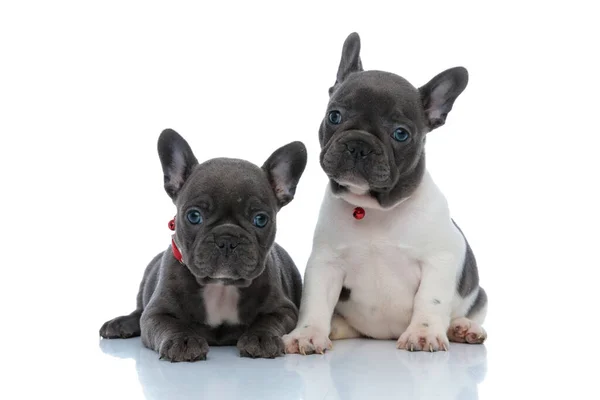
<box><xmin>202</xmin><ymin>284</ymin><xmax>240</xmax><ymax>327</ymax></box>
<box><xmin>334</xmin><ymin>243</ymin><xmax>422</xmax><ymax>339</ymax></box>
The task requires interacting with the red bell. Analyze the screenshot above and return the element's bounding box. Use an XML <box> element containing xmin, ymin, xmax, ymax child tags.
<box><xmin>353</xmin><ymin>207</ymin><xmax>365</xmax><ymax>220</ymax></box>
<box><xmin>168</xmin><ymin>218</ymin><xmax>176</xmax><ymax>231</ymax></box>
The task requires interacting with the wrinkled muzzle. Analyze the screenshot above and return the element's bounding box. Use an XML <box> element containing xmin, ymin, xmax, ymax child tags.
<box><xmin>321</xmin><ymin>130</ymin><xmax>392</xmax><ymax>189</ymax></box>
<box><xmin>192</xmin><ymin>224</ymin><xmax>261</xmax><ymax>286</ymax></box>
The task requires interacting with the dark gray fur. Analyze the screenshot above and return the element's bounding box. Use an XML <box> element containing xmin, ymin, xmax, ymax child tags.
<box><xmin>339</xmin><ymin>286</ymin><xmax>351</xmax><ymax>302</ymax></box>
<box><xmin>467</xmin><ymin>287</ymin><xmax>487</xmax><ymax>318</ymax></box>
<box><xmin>99</xmin><ymin>129</ymin><xmax>307</xmax><ymax>361</ymax></box>
<box><xmin>452</xmin><ymin>218</ymin><xmax>487</xmax><ymax>319</ymax></box>
<box><xmin>321</xmin><ymin>33</ymin><xmax>486</xmax><ymax>309</ymax></box>
<box><xmin>452</xmin><ymin>219</ymin><xmax>479</xmax><ymax>298</ymax></box>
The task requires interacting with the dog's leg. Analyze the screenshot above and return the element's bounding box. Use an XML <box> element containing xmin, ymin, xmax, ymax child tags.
<box><xmin>99</xmin><ymin>310</ymin><xmax>142</xmax><ymax>339</ymax></box>
<box><xmin>283</xmin><ymin>253</ymin><xmax>345</xmax><ymax>355</ymax></box>
<box><xmin>329</xmin><ymin>314</ymin><xmax>362</xmax><ymax>340</ymax></box>
<box><xmin>237</xmin><ymin>302</ymin><xmax>297</xmax><ymax>359</ymax></box>
<box><xmin>141</xmin><ymin>312</ymin><xmax>211</xmax><ymax>362</ymax></box>
<box><xmin>397</xmin><ymin>252</ymin><xmax>458</xmax><ymax>352</ymax></box>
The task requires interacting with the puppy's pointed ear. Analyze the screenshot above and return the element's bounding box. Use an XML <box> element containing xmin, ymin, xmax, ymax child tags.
<box><xmin>262</xmin><ymin>141</ymin><xmax>307</xmax><ymax>208</ymax></box>
<box><xmin>157</xmin><ymin>129</ymin><xmax>199</xmax><ymax>199</ymax></box>
<box><xmin>329</xmin><ymin>32</ymin><xmax>363</xmax><ymax>95</ymax></box>
<box><xmin>419</xmin><ymin>67</ymin><xmax>468</xmax><ymax>131</ymax></box>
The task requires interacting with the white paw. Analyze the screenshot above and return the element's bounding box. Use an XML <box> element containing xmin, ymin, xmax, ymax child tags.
<box><xmin>283</xmin><ymin>325</ymin><xmax>332</xmax><ymax>355</ymax></box>
<box><xmin>396</xmin><ymin>323</ymin><xmax>449</xmax><ymax>352</ymax></box>
<box><xmin>448</xmin><ymin>317</ymin><xmax>487</xmax><ymax>344</ymax></box>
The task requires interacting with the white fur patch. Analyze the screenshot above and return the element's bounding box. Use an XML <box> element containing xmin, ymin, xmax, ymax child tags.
<box><xmin>202</xmin><ymin>284</ymin><xmax>240</xmax><ymax>327</ymax></box>
<box><xmin>335</xmin><ymin>190</ymin><xmax>382</xmax><ymax>209</ymax></box>
<box><xmin>335</xmin><ymin>179</ymin><xmax>370</xmax><ymax>194</ymax></box>
<box><xmin>333</xmin><ymin>178</ymin><xmax>411</xmax><ymax>210</ymax></box>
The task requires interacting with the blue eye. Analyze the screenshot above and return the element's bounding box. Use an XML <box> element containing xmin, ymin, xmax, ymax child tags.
<box><xmin>392</xmin><ymin>128</ymin><xmax>410</xmax><ymax>142</ymax></box>
<box><xmin>328</xmin><ymin>110</ymin><xmax>342</xmax><ymax>125</ymax></box>
<box><xmin>186</xmin><ymin>209</ymin><xmax>203</xmax><ymax>225</ymax></box>
<box><xmin>253</xmin><ymin>213</ymin><xmax>269</xmax><ymax>228</ymax></box>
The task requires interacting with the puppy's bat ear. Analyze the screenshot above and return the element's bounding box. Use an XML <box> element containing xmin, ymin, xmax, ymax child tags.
<box><xmin>329</xmin><ymin>32</ymin><xmax>363</xmax><ymax>95</ymax></box>
<box><xmin>419</xmin><ymin>67</ymin><xmax>468</xmax><ymax>131</ymax></box>
<box><xmin>157</xmin><ymin>129</ymin><xmax>199</xmax><ymax>199</ymax></box>
<box><xmin>262</xmin><ymin>141</ymin><xmax>307</xmax><ymax>209</ymax></box>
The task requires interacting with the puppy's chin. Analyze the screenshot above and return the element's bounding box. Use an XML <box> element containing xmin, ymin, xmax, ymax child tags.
<box><xmin>189</xmin><ymin>261</ymin><xmax>263</xmax><ymax>288</ymax></box>
<box><xmin>330</xmin><ymin>179</ymin><xmax>411</xmax><ymax>211</ymax></box>
<box><xmin>334</xmin><ymin>178</ymin><xmax>370</xmax><ymax>195</ymax></box>
<box><xmin>331</xmin><ymin>180</ymin><xmax>383</xmax><ymax>210</ymax></box>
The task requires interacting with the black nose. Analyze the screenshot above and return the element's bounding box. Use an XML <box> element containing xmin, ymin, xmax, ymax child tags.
<box><xmin>215</xmin><ymin>235</ymin><xmax>239</xmax><ymax>256</ymax></box>
<box><xmin>345</xmin><ymin>140</ymin><xmax>373</xmax><ymax>159</ymax></box>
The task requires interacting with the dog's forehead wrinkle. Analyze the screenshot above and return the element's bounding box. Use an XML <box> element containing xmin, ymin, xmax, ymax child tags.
<box><xmin>343</xmin><ymin>71</ymin><xmax>419</xmax><ymax>96</ymax></box>
<box><xmin>204</xmin><ymin>159</ymin><xmax>265</xmax><ymax>188</ymax></box>
<box><xmin>183</xmin><ymin>158</ymin><xmax>273</xmax><ymax>201</ymax></box>
<box><xmin>334</xmin><ymin>78</ymin><xmax>423</xmax><ymax>125</ymax></box>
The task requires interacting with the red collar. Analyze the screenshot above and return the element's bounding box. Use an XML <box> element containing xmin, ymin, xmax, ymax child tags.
<box><xmin>168</xmin><ymin>217</ymin><xmax>184</xmax><ymax>264</ymax></box>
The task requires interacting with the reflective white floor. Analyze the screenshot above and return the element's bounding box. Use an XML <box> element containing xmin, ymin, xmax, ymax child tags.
<box><xmin>99</xmin><ymin>338</ymin><xmax>487</xmax><ymax>400</ymax></box>
<box><xmin>87</xmin><ymin>325</ymin><xmax>598</xmax><ymax>400</ymax></box>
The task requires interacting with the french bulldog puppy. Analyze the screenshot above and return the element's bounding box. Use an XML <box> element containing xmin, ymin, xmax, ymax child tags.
<box><xmin>100</xmin><ymin>129</ymin><xmax>307</xmax><ymax>361</ymax></box>
<box><xmin>283</xmin><ymin>32</ymin><xmax>487</xmax><ymax>354</ymax></box>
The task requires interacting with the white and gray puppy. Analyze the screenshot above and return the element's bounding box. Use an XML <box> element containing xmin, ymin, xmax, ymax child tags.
<box><xmin>283</xmin><ymin>33</ymin><xmax>487</xmax><ymax>354</ymax></box>
<box><xmin>100</xmin><ymin>129</ymin><xmax>307</xmax><ymax>361</ymax></box>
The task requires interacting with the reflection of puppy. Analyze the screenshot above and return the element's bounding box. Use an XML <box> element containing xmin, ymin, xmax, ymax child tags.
<box><xmin>100</xmin><ymin>129</ymin><xmax>307</xmax><ymax>361</ymax></box>
<box><xmin>284</xmin><ymin>32</ymin><xmax>487</xmax><ymax>354</ymax></box>
<box><xmin>99</xmin><ymin>339</ymin><xmax>305</xmax><ymax>399</ymax></box>
<box><xmin>284</xmin><ymin>340</ymin><xmax>488</xmax><ymax>400</ymax></box>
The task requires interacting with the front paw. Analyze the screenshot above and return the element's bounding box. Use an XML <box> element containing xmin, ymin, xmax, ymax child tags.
<box><xmin>397</xmin><ymin>324</ymin><xmax>449</xmax><ymax>352</ymax></box>
<box><xmin>237</xmin><ymin>333</ymin><xmax>284</xmax><ymax>359</ymax></box>
<box><xmin>99</xmin><ymin>314</ymin><xmax>141</xmax><ymax>339</ymax></box>
<box><xmin>159</xmin><ymin>334</ymin><xmax>209</xmax><ymax>362</ymax></box>
<box><xmin>282</xmin><ymin>325</ymin><xmax>332</xmax><ymax>355</ymax></box>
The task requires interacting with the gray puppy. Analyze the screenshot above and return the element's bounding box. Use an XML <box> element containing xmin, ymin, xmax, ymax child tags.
<box><xmin>284</xmin><ymin>32</ymin><xmax>486</xmax><ymax>354</ymax></box>
<box><xmin>100</xmin><ymin>129</ymin><xmax>307</xmax><ymax>361</ymax></box>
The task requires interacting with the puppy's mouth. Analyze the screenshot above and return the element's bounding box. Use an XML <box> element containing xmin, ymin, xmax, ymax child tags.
<box><xmin>193</xmin><ymin>248</ymin><xmax>260</xmax><ymax>288</ymax></box>
<box><xmin>324</xmin><ymin>161</ymin><xmax>392</xmax><ymax>192</ymax></box>
<box><xmin>197</xmin><ymin>276</ymin><xmax>252</xmax><ymax>287</ymax></box>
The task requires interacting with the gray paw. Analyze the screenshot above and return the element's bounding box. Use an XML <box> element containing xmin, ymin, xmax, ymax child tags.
<box><xmin>99</xmin><ymin>315</ymin><xmax>141</xmax><ymax>339</ymax></box>
<box><xmin>159</xmin><ymin>334</ymin><xmax>209</xmax><ymax>362</ymax></box>
<box><xmin>237</xmin><ymin>333</ymin><xmax>284</xmax><ymax>359</ymax></box>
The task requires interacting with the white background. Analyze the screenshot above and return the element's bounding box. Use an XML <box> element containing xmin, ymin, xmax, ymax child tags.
<box><xmin>1</xmin><ymin>1</ymin><xmax>599</xmax><ymax>399</ymax></box>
